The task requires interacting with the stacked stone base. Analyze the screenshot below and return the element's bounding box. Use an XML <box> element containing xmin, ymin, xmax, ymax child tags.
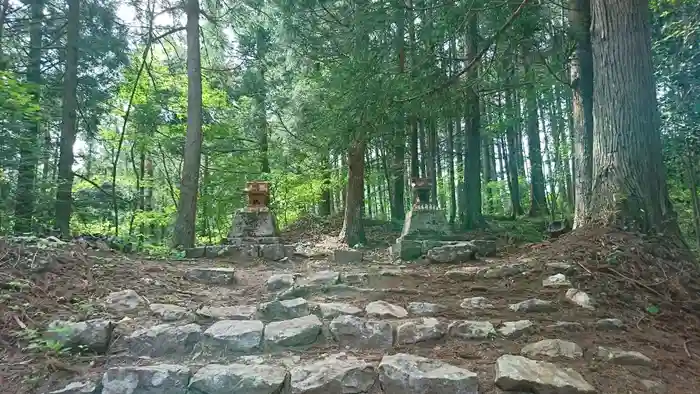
<box><xmin>185</xmin><ymin>240</ymin><xmax>290</xmax><ymax>261</ymax></box>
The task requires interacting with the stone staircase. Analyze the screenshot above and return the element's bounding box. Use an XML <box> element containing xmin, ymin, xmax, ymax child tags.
<box><xmin>47</xmin><ymin>259</ymin><xmax>671</xmax><ymax>394</ymax></box>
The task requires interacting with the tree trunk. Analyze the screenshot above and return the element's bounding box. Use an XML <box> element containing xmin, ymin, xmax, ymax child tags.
<box><xmin>255</xmin><ymin>27</ymin><xmax>270</xmax><ymax>174</ymax></box>
<box><xmin>391</xmin><ymin>0</ymin><xmax>405</xmax><ymax>222</ymax></box>
<box><xmin>54</xmin><ymin>0</ymin><xmax>80</xmax><ymax>238</ymax></box>
<box><xmin>447</xmin><ymin>118</ymin><xmax>456</xmax><ymax>223</ymax></box>
<box><xmin>172</xmin><ymin>0</ymin><xmax>203</xmax><ymax>248</ymax></box>
<box><xmin>319</xmin><ymin>153</ymin><xmax>332</xmax><ymax>216</ymax></box>
<box><xmin>339</xmin><ymin>138</ymin><xmax>367</xmax><ymax>246</ymax></box>
<box><xmin>462</xmin><ymin>12</ymin><xmax>483</xmax><ymax>230</ymax></box>
<box><xmin>13</xmin><ymin>0</ymin><xmax>43</xmax><ymax>234</ymax></box>
<box><xmin>524</xmin><ymin>58</ymin><xmax>548</xmax><ymax>216</ymax></box>
<box><xmin>569</xmin><ymin>0</ymin><xmax>594</xmax><ymax>228</ymax></box>
<box><xmin>587</xmin><ymin>0</ymin><xmax>680</xmax><ymax>235</ymax></box>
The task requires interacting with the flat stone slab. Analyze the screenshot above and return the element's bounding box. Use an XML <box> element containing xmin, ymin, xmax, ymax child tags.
<box><xmin>396</xmin><ymin>318</ymin><xmax>448</xmax><ymax>345</ymax></box>
<box><xmin>378</xmin><ymin>353</ymin><xmax>479</xmax><ymax>394</ymax></box>
<box><xmin>543</xmin><ymin>273</ymin><xmax>572</xmax><ymax>288</ymax></box>
<box><xmin>185</xmin><ymin>267</ymin><xmax>237</xmax><ymax>285</ymax></box>
<box><xmin>189</xmin><ymin>363</ymin><xmax>290</xmax><ymax>394</ymax></box>
<box><xmin>202</xmin><ymin>320</ymin><xmax>264</xmax><ymax>354</ymax></box>
<box><xmin>365</xmin><ymin>300</ymin><xmax>407</xmax><ymax>319</ymax></box>
<box><xmin>303</xmin><ymin>270</ymin><xmax>340</xmax><ymax>286</ymax></box>
<box><xmin>444</xmin><ymin>267</ymin><xmax>484</xmax><ymax>280</ymax></box>
<box><xmin>149</xmin><ymin>304</ymin><xmax>192</xmax><ymax>322</ymax></box>
<box><xmin>521</xmin><ymin>339</ymin><xmax>584</xmax><ymax>360</ymax></box>
<box><xmin>103</xmin><ymin>289</ymin><xmax>144</xmax><ymax>313</ymax></box>
<box><xmin>196</xmin><ymin>305</ymin><xmax>257</xmax><ymax>320</ymax></box>
<box><xmin>426</xmin><ymin>242</ymin><xmax>476</xmax><ymax>263</ymax></box>
<box><xmin>258</xmin><ymin>298</ymin><xmax>310</xmax><ymax>321</ymax></box>
<box><xmin>127</xmin><ymin>323</ymin><xmax>202</xmax><ymax>357</ymax></box>
<box><xmin>596</xmin><ymin>346</ymin><xmax>653</xmax><ymax>367</ymax></box>
<box><xmin>407</xmin><ymin>302</ymin><xmax>447</xmax><ymax>316</ymax></box>
<box><xmin>460</xmin><ymin>296</ymin><xmax>494</xmax><ymax>310</ymax></box>
<box><xmin>498</xmin><ymin>320</ymin><xmax>534</xmax><ymax>338</ymax></box>
<box><xmin>264</xmin><ymin>315</ymin><xmax>322</xmax><ymax>348</ymax></box>
<box><xmin>332</xmin><ymin>249</ymin><xmax>364</xmax><ymax>264</ymax></box>
<box><xmin>495</xmin><ymin>354</ymin><xmax>595</xmax><ymax>394</ymax></box>
<box><xmin>101</xmin><ymin>364</ymin><xmax>191</xmax><ymax>394</ymax></box>
<box><xmin>596</xmin><ymin>318</ymin><xmax>624</xmax><ymax>330</ymax></box>
<box><xmin>315</xmin><ymin>302</ymin><xmax>363</xmax><ymax>319</ymax></box>
<box><xmin>329</xmin><ymin>315</ymin><xmax>393</xmax><ymax>349</ymax></box>
<box><xmin>509</xmin><ymin>298</ymin><xmax>556</xmax><ymax>313</ymax></box>
<box><xmin>449</xmin><ymin>320</ymin><xmax>496</xmax><ymax>340</ymax></box>
<box><xmin>290</xmin><ymin>353</ymin><xmax>378</xmax><ymax>393</ymax></box>
<box><xmin>267</xmin><ymin>273</ymin><xmax>295</xmax><ymax>291</ymax></box>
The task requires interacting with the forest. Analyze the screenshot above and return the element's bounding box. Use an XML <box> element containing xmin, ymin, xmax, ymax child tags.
<box><xmin>0</xmin><ymin>0</ymin><xmax>698</xmax><ymax>251</ymax></box>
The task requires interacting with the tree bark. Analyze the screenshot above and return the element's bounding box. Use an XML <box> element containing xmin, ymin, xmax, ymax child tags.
<box><xmin>462</xmin><ymin>11</ymin><xmax>483</xmax><ymax>229</ymax></box>
<box><xmin>339</xmin><ymin>138</ymin><xmax>367</xmax><ymax>246</ymax></box>
<box><xmin>587</xmin><ymin>0</ymin><xmax>680</xmax><ymax>235</ymax></box>
<box><xmin>13</xmin><ymin>0</ymin><xmax>43</xmax><ymax>234</ymax></box>
<box><xmin>172</xmin><ymin>0</ymin><xmax>203</xmax><ymax>248</ymax></box>
<box><xmin>524</xmin><ymin>55</ymin><xmax>548</xmax><ymax>216</ymax></box>
<box><xmin>570</xmin><ymin>0</ymin><xmax>594</xmax><ymax>228</ymax></box>
<box><xmin>54</xmin><ymin>0</ymin><xmax>80</xmax><ymax>238</ymax></box>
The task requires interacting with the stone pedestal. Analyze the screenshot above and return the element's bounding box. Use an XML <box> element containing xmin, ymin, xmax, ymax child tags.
<box><xmin>185</xmin><ymin>181</ymin><xmax>290</xmax><ymax>261</ymax></box>
<box><xmin>390</xmin><ymin>178</ymin><xmax>453</xmax><ymax>261</ymax></box>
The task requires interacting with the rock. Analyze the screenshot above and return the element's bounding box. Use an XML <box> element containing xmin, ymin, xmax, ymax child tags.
<box><xmin>641</xmin><ymin>380</ymin><xmax>666</xmax><ymax>393</ymax></box>
<box><xmin>498</xmin><ymin>320</ymin><xmax>534</xmax><ymax>338</ymax></box>
<box><xmin>304</xmin><ymin>270</ymin><xmax>340</xmax><ymax>286</ymax></box>
<box><xmin>202</xmin><ymin>320</ymin><xmax>264</xmax><ymax>354</ymax></box>
<box><xmin>407</xmin><ymin>302</ymin><xmax>447</xmax><ymax>317</ymax></box>
<box><xmin>342</xmin><ymin>272</ymin><xmax>369</xmax><ymax>284</ymax></box>
<box><xmin>444</xmin><ymin>266</ymin><xmax>484</xmax><ymax>280</ymax></box>
<box><xmin>542</xmin><ymin>273</ymin><xmax>572</xmax><ymax>288</ymax></box>
<box><xmin>127</xmin><ymin>323</ymin><xmax>202</xmax><ymax>357</ymax></box>
<box><xmin>509</xmin><ymin>298</ymin><xmax>556</xmax><ymax>313</ymax></box>
<box><xmin>101</xmin><ymin>364</ymin><xmax>191</xmax><ymax>394</ymax></box>
<box><xmin>196</xmin><ymin>305</ymin><xmax>257</xmax><ymax>320</ymax></box>
<box><xmin>545</xmin><ymin>262</ymin><xmax>574</xmax><ymax>273</ymax></box>
<box><xmin>48</xmin><ymin>381</ymin><xmax>99</xmax><ymax>394</ymax></box>
<box><xmin>449</xmin><ymin>320</ymin><xmax>496</xmax><ymax>340</ymax></box>
<box><xmin>260</xmin><ymin>244</ymin><xmax>287</xmax><ymax>261</ymax></box>
<box><xmin>103</xmin><ymin>290</ymin><xmax>144</xmax><ymax>313</ymax></box>
<box><xmin>264</xmin><ymin>315</ymin><xmax>322</xmax><ymax>348</ymax></box>
<box><xmin>365</xmin><ymin>300</ymin><xmax>407</xmax><ymax>319</ymax></box>
<box><xmin>469</xmin><ymin>239</ymin><xmax>498</xmax><ymax>256</ymax></box>
<box><xmin>291</xmin><ymin>353</ymin><xmax>378</xmax><ymax>393</ymax></box>
<box><xmin>189</xmin><ymin>363</ymin><xmax>290</xmax><ymax>394</ymax></box>
<box><xmin>596</xmin><ymin>346</ymin><xmax>653</xmax><ymax>367</ymax></box>
<box><xmin>149</xmin><ymin>304</ymin><xmax>192</xmax><ymax>322</ymax></box>
<box><xmin>315</xmin><ymin>302</ymin><xmax>363</xmax><ymax>319</ymax></box>
<box><xmin>396</xmin><ymin>318</ymin><xmax>448</xmax><ymax>345</ymax></box>
<box><xmin>184</xmin><ymin>267</ymin><xmax>237</xmax><ymax>285</ymax></box>
<box><xmin>267</xmin><ymin>273</ymin><xmax>296</xmax><ymax>291</ymax></box>
<box><xmin>566</xmin><ymin>289</ymin><xmax>594</xmax><ymax>310</ymax></box>
<box><xmin>596</xmin><ymin>318</ymin><xmax>624</xmax><ymax>330</ymax></box>
<box><xmin>46</xmin><ymin>318</ymin><xmax>114</xmax><ymax>354</ymax></box>
<box><xmin>378</xmin><ymin>353</ymin><xmax>479</xmax><ymax>394</ymax></box>
<box><xmin>460</xmin><ymin>296</ymin><xmax>494</xmax><ymax>310</ymax></box>
<box><xmin>521</xmin><ymin>339</ymin><xmax>583</xmax><ymax>360</ymax></box>
<box><xmin>426</xmin><ymin>243</ymin><xmax>476</xmax><ymax>263</ymax></box>
<box><xmin>258</xmin><ymin>298</ymin><xmax>310</xmax><ymax>321</ymax></box>
<box><xmin>495</xmin><ymin>354</ymin><xmax>595</xmax><ymax>394</ymax></box>
<box><xmin>329</xmin><ymin>315</ymin><xmax>393</xmax><ymax>349</ymax></box>
<box><xmin>333</xmin><ymin>249</ymin><xmax>364</xmax><ymax>264</ymax></box>
<box><xmin>546</xmin><ymin>321</ymin><xmax>585</xmax><ymax>331</ymax></box>
<box><xmin>483</xmin><ymin>264</ymin><xmax>527</xmax><ymax>279</ymax></box>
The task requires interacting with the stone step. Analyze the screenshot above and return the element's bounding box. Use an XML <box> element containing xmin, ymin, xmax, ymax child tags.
<box><xmin>51</xmin><ymin>351</ymin><xmax>617</xmax><ymax>394</ymax></box>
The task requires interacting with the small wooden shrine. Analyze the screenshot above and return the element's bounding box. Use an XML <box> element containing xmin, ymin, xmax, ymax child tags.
<box><xmin>411</xmin><ymin>177</ymin><xmax>432</xmax><ymax>206</ymax></box>
<box><xmin>245</xmin><ymin>181</ymin><xmax>270</xmax><ymax>209</ymax></box>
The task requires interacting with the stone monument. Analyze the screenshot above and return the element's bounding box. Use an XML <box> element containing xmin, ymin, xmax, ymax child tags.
<box><xmin>390</xmin><ymin>177</ymin><xmax>452</xmax><ymax>260</ymax></box>
<box><xmin>226</xmin><ymin>181</ymin><xmax>287</xmax><ymax>260</ymax></box>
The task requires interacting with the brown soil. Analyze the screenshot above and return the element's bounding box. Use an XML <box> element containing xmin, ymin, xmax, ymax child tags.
<box><xmin>0</xmin><ymin>225</ymin><xmax>699</xmax><ymax>394</ymax></box>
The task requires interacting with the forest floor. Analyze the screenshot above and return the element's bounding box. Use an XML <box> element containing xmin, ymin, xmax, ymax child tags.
<box><xmin>1</xmin><ymin>217</ymin><xmax>700</xmax><ymax>393</ymax></box>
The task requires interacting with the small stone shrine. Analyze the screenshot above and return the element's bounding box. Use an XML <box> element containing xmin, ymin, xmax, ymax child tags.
<box><xmin>390</xmin><ymin>178</ymin><xmax>452</xmax><ymax>260</ymax></box>
<box><xmin>227</xmin><ymin>181</ymin><xmax>287</xmax><ymax>260</ymax></box>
